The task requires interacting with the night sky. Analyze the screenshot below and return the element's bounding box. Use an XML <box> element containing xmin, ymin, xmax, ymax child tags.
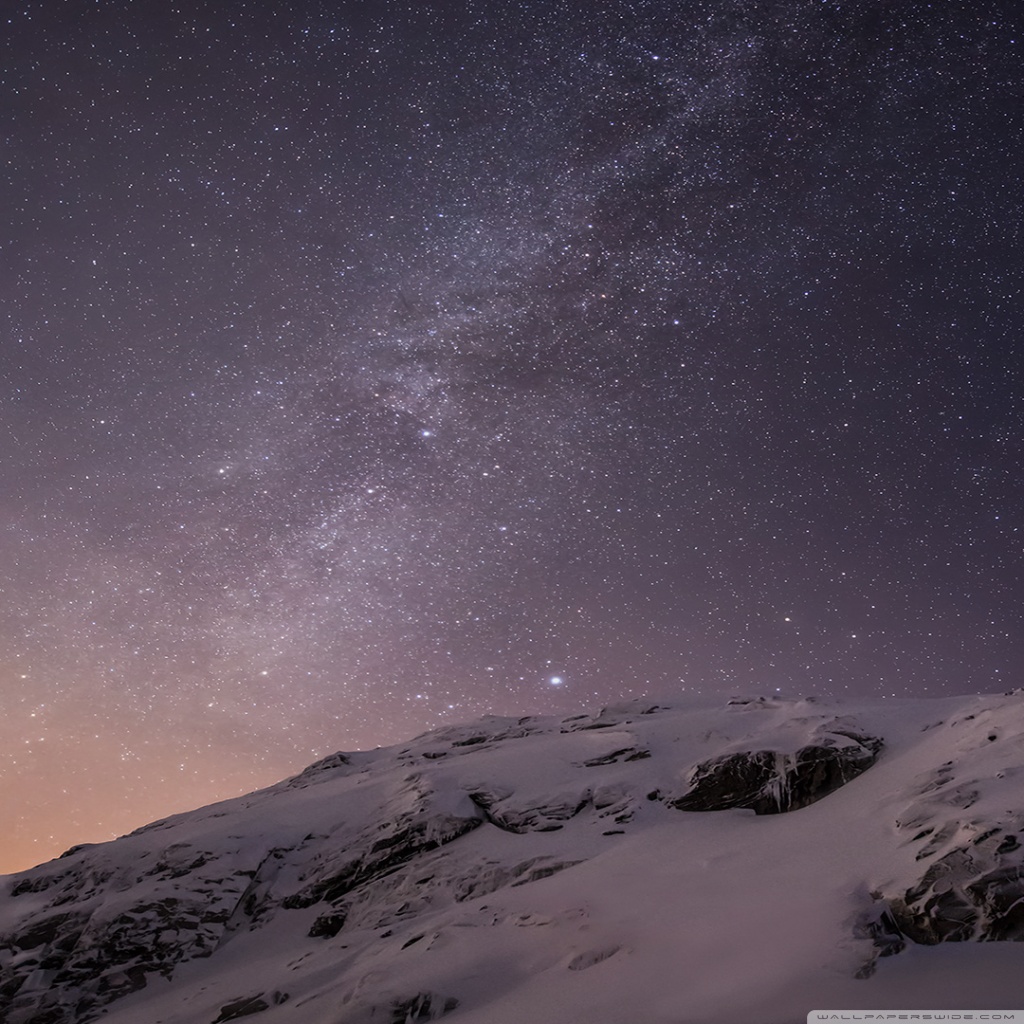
<box><xmin>2</xmin><ymin>1</ymin><xmax>1022</xmax><ymax>873</ymax></box>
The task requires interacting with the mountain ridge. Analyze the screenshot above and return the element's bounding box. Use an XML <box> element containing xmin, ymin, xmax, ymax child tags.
<box><xmin>3</xmin><ymin>692</ymin><xmax>1024</xmax><ymax>1024</ymax></box>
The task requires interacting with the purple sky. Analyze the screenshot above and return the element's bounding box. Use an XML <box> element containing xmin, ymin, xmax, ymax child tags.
<box><xmin>2</xmin><ymin>0</ymin><xmax>1022</xmax><ymax>871</ymax></box>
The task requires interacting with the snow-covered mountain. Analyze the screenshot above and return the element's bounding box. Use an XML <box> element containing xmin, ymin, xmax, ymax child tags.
<box><xmin>4</xmin><ymin>692</ymin><xmax>1024</xmax><ymax>1024</ymax></box>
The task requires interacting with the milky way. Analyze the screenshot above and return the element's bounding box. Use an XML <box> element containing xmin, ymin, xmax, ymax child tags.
<box><xmin>2</xmin><ymin>1</ymin><xmax>1022</xmax><ymax>871</ymax></box>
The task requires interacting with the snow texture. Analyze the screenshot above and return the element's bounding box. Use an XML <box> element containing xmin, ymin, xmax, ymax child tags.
<box><xmin>4</xmin><ymin>692</ymin><xmax>1024</xmax><ymax>1023</ymax></box>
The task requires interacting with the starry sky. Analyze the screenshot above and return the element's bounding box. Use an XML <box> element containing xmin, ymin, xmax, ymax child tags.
<box><xmin>2</xmin><ymin>0</ymin><xmax>1022</xmax><ymax>873</ymax></box>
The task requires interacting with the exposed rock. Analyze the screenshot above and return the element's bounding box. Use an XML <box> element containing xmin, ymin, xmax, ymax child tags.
<box><xmin>308</xmin><ymin>910</ymin><xmax>347</xmax><ymax>938</ymax></box>
<box><xmin>282</xmin><ymin>800</ymin><xmax>484</xmax><ymax>910</ymax></box>
<box><xmin>852</xmin><ymin>899</ymin><xmax>907</xmax><ymax>978</ymax></box>
<box><xmin>854</xmin><ymin>736</ymin><xmax>1024</xmax><ymax>980</ymax></box>
<box><xmin>581</xmin><ymin>747</ymin><xmax>639</xmax><ymax>767</ymax></box>
<box><xmin>284</xmin><ymin>752</ymin><xmax>352</xmax><ymax>788</ymax></box>
<box><xmin>567</xmin><ymin>945</ymin><xmax>621</xmax><ymax>971</ymax></box>
<box><xmin>671</xmin><ymin>730</ymin><xmax>883</xmax><ymax>814</ymax></box>
<box><xmin>212</xmin><ymin>994</ymin><xmax>270</xmax><ymax>1021</ymax></box>
<box><xmin>0</xmin><ymin>843</ymin><xmax>276</xmax><ymax>1024</ymax></box>
<box><xmin>873</xmin><ymin>834</ymin><xmax>1024</xmax><ymax>948</ymax></box>
<box><xmin>451</xmin><ymin>735</ymin><xmax>489</xmax><ymax>747</ymax></box>
<box><xmin>467</xmin><ymin>786</ymin><xmax>593</xmax><ymax>833</ymax></box>
<box><xmin>510</xmin><ymin>860</ymin><xmax>583</xmax><ymax>886</ymax></box>
<box><xmin>389</xmin><ymin>991</ymin><xmax>459</xmax><ymax>1023</ymax></box>
<box><xmin>8</xmin><ymin>912</ymin><xmax>88</xmax><ymax>952</ymax></box>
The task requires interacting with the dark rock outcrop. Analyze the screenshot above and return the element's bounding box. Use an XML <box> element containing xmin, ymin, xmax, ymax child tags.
<box><xmin>671</xmin><ymin>731</ymin><xmax>883</xmax><ymax>814</ymax></box>
<box><xmin>0</xmin><ymin>841</ymin><xmax>272</xmax><ymax>1024</ymax></box>
<box><xmin>874</xmin><ymin>834</ymin><xmax>1024</xmax><ymax>947</ymax></box>
<box><xmin>855</xmin><ymin>810</ymin><xmax>1024</xmax><ymax>980</ymax></box>
<box><xmin>389</xmin><ymin>991</ymin><xmax>459</xmax><ymax>1023</ymax></box>
<box><xmin>282</xmin><ymin>804</ymin><xmax>484</xmax><ymax>910</ymax></box>
<box><xmin>212</xmin><ymin>994</ymin><xmax>270</xmax><ymax>1021</ymax></box>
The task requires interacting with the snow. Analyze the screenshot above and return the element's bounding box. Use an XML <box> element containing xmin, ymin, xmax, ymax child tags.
<box><xmin>3</xmin><ymin>692</ymin><xmax>1024</xmax><ymax>1024</ymax></box>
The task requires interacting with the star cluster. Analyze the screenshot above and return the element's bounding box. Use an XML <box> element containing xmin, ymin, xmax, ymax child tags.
<box><xmin>2</xmin><ymin>0</ymin><xmax>1022</xmax><ymax>871</ymax></box>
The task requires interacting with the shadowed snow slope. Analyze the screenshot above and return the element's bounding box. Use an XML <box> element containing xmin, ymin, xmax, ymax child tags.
<box><xmin>4</xmin><ymin>692</ymin><xmax>1024</xmax><ymax>1024</ymax></box>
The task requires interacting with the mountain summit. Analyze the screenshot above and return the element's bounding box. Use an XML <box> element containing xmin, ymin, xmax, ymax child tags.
<box><xmin>4</xmin><ymin>692</ymin><xmax>1024</xmax><ymax>1024</ymax></box>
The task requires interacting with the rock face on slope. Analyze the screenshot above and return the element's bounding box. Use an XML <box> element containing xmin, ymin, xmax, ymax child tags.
<box><xmin>0</xmin><ymin>772</ymin><xmax>489</xmax><ymax>1024</ymax></box>
<box><xmin>892</xmin><ymin>836</ymin><xmax>1024</xmax><ymax>943</ymax></box>
<box><xmin>670</xmin><ymin>724</ymin><xmax>883</xmax><ymax>814</ymax></box>
<box><xmin>0</xmin><ymin>835</ymin><xmax>292</xmax><ymax>1021</ymax></box>
<box><xmin>3</xmin><ymin>693</ymin><xmax>1024</xmax><ymax>1024</ymax></box>
<box><xmin>853</xmin><ymin>698</ymin><xmax>1024</xmax><ymax>977</ymax></box>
